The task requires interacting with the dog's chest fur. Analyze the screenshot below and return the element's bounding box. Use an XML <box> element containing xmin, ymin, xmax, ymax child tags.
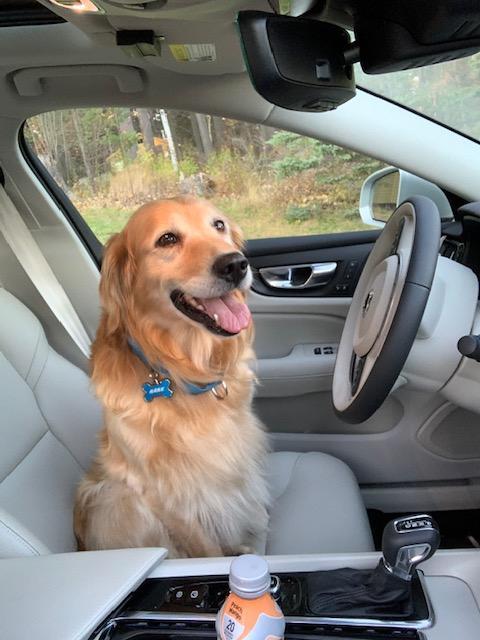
<box><xmin>100</xmin><ymin>376</ymin><xmax>270</xmax><ymax>556</ymax></box>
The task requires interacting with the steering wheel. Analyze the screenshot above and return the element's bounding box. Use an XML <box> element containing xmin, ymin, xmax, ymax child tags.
<box><xmin>333</xmin><ymin>195</ymin><xmax>441</xmax><ymax>424</ymax></box>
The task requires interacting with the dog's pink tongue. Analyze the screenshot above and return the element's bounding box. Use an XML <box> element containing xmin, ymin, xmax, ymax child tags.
<box><xmin>202</xmin><ymin>293</ymin><xmax>251</xmax><ymax>334</ymax></box>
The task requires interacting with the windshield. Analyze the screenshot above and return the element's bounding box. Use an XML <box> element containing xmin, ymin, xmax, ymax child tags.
<box><xmin>356</xmin><ymin>52</ymin><xmax>480</xmax><ymax>141</ymax></box>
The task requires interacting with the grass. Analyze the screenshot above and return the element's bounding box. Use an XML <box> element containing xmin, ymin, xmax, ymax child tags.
<box><xmin>82</xmin><ymin>207</ymin><xmax>134</xmax><ymax>243</ymax></box>
<box><xmin>75</xmin><ymin>149</ymin><xmax>381</xmax><ymax>243</ymax></box>
<box><xmin>82</xmin><ymin>199</ymin><xmax>370</xmax><ymax>244</ymax></box>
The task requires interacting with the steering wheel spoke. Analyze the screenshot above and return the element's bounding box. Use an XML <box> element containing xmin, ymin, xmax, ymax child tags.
<box><xmin>350</xmin><ymin>352</ymin><xmax>366</xmax><ymax>396</ymax></box>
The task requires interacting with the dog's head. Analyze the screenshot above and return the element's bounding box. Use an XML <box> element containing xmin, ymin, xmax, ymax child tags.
<box><xmin>100</xmin><ymin>197</ymin><xmax>252</xmax><ymax>341</ymax></box>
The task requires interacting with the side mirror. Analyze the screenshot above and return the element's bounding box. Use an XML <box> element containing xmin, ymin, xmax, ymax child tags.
<box><xmin>359</xmin><ymin>167</ymin><xmax>453</xmax><ymax>228</ymax></box>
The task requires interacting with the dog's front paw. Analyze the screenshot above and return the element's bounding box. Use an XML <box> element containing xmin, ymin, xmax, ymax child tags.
<box><xmin>235</xmin><ymin>544</ymin><xmax>256</xmax><ymax>555</ymax></box>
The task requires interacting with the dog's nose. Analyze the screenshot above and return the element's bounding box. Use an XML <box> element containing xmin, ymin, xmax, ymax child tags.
<box><xmin>213</xmin><ymin>252</ymin><xmax>249</xmax><ymax>286</ymax></box>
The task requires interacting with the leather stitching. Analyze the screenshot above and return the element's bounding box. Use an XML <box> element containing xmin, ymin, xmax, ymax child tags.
<box><xmin>0</xmin><ymin>431</ymin><xmax>47</xmax><ymax>484</ymax></box>
<box><xmin>271</xmin><ymin>452</ymin><xmax>303</xmax><ymax>501</ymax></box>
<box><xmin>31</xmin><ymin>345</ymin><xmax>49</xmax><ymax>396</ymax></box>
<box><xmin>24</xmin><ymin>324</ymin><xmax>44</xmax><ymax>387</ymax></box>
<box><xmin>0</xmin><ymin>518</ymin><xmax>40</xmax><ymax>556</ymax></box>
<box><xmin>32</xmin><ymin>349</ymin><xmax>86</xmax><ymax>471</ymax></box>
<box><xmin>46</xmin><ymin>428</ymin><xmax>84</xmax><ymax>476</ymax></box>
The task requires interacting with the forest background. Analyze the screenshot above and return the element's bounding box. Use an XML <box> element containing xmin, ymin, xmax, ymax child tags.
<box><xmin>25</xmin><ymin>57</ymin><xmax>480</xmax><ymax>242</ymax></box>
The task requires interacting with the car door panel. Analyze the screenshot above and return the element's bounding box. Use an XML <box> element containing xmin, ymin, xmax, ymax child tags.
<box><xmin>246</xmin><ymin>230</ymin><xmax>403</xmax><ymax>436</ymax></box>
<box><xmin>248</xmin><ymin>230</ymin><xmax>379</xmax><ymax>298</ymax></box>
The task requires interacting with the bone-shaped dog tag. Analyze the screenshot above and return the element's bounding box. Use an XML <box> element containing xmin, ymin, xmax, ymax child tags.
<box><xmin>142</xmin><ymin>378</ymin><xmax>174</xmax><ymax>401</ymax></box>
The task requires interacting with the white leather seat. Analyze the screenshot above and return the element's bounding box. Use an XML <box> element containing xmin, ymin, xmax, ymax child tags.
<box><xmin>266</xmin><ymin>452</ymin><xmax>373</xmax><ymax>554</ymax></box>
<box><xmin>0</xmin><ymin>288</ymin><xmax>374</xmax><ymax>558</ymax></box>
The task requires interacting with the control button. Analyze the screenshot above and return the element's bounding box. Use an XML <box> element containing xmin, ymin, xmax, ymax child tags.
<box><xmin>270</xmin><ymin>575</ymin><xmax>281</xmax><ymax>596</ymax></box>
<box><xmin>168</xmin><ymin>587</ymin><xmax>186</xmax><ymax>604</ymax></box>
<box><xmin>185</xmin><ymin>584</ymin><xmax>208</xmax><ymax>605</ymax></box>
<box><xmin>335</xmin><ymin>283</ymin><xmax>349</xmax><ymax>293</ymax></box>
<box><xmin>395</xmin><ymin>516</ymin><xmax>432</xmax><ymax>532</ymax></box>
<box><xmin>348</xmin><ymin>260</ymin><xmax>358</xmax><ymax>268</ymax></box>
<box><xmin>458</xmin><ymin>334</ymin><xmax>480</xmax><ymax>362</ymax></box>
<box><xmin>167</xmin><ymin>584</ymin><xmax>209</xmax><ymax>608</ymax></box>
<box><xmin>314</xmin><ymin>346</ymin><xmax>336</xmax><ymax>355</ymax></box>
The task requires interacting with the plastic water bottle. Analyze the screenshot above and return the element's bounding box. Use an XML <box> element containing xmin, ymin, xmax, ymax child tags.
<box><xmin>216</xmin><ymin>554</ymin><xmax>285</xmax><ymax>640</ymax></box>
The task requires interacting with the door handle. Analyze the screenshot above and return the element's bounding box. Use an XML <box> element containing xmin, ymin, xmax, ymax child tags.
<box><xmin>259</xmin><ymin>262</ymin><xmax>337</xmax><ymax>290</ymax></box>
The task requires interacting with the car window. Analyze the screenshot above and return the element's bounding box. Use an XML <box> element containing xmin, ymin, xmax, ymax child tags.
<box><xmin>356</xmin><ymin>52</ymin><xmax>480</xmax><ymax>142</ymax></box>
<box><xmin>24</xmin><ymin>108</ymin><xmax>386</xmax><ymax>243</ymax></box>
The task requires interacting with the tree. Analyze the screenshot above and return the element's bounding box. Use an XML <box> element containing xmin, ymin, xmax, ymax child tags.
<box><xmin>137</xmin><ymin>108</ymin><xmax>155</xmax><ymax>152</ymax></box>
<box><xmin>71</xmin><ymin>109</ymin><xmax>95</xmax><ymax>191</ymax></box>
<box><xmin>190</xmin><ymin>113</ymin><xmax>213</xmax><ymax>159</ymax></box>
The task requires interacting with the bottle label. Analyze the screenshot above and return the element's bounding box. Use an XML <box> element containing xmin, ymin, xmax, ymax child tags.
<box><xmin>217</xmin><ymin>594</ymin><xmax>285</xmax><ymax>640</ymax></box>
<box><xmin>221</xmin><ymin>613</ymin><xmax>245</xmax><ymax>640</ymax></box>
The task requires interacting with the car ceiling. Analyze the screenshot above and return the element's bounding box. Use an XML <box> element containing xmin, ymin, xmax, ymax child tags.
<box><xmin>0</xmin><ymin>0</ymin><xmax>362</xmax><ymax>121</ymax></box>
<box><xmin>1</xmin><ymin>1</ymin><xmax>480</xmax><ymax>236</ymax></box>
<box><xmin>0</xmin><ymin>1</ymin><xmax>477</xmax><ymax>120</ymax></box>
<box><xmin>0</xmin><ymin>1</ymin><xmax>290</xmax><ymax>121</ymax></box>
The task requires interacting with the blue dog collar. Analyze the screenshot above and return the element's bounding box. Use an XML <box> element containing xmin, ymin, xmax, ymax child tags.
<box><xmin>127</xmin><ymin>337</ymin><xmax>224</xmax><ymax>400</ymax></box>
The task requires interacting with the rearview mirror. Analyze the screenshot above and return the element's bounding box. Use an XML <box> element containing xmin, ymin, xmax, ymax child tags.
<box><xmin>236</xmin><ymin>11</ymin><xmax>355</xmax><ymax>112</ymax></box>
<box><xmin>359</xmin><ymin>167</ymin><xmax>453</xmax><ymax>227</ymax></box>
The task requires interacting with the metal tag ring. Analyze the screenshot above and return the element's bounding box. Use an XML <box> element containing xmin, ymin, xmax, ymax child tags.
<box><xmin>211</xmin><ymin>381</ymin><xmax>228</xmax><ymax>400</ymax></box>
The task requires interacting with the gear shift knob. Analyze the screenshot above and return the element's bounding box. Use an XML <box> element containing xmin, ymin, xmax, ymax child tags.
<box><xmin>381</xmin><ymin>514</ymin><xmax>440</xmax><ymax>581</ymax></box>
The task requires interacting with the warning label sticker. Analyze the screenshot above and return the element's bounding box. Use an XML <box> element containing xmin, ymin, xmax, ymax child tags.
<box><xmin>169</xmin><ymin>43</ymin><xmax>216</xmax><ymax>62</ymax></box>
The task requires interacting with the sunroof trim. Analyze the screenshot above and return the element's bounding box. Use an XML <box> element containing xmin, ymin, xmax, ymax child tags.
<box><xmin>0</xmin><ymin>1</ymin><xmax>65</xmax><ymax>27</ymax></box>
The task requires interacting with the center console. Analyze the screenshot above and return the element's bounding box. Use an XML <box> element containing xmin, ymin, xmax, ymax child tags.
<box><xmin>1</xmin><ymin>551</ymin><xmax>479</xmax><ymax>640</ymax></box>
<box><xmin>88</xmin><ymin>516</ymin><xmax>480</xmax><ymax>640</ymax></box>
<box><xmin>93</xmin><ymin>571</ymin><xmax>430</xmax><ymax>639</ymax></box>
<box><xmin>2</xmin><ymin>519</ymin><xmax>480</xmax><ymax>639</ymax></box>
<box><xmin>89</xmin><ymin>565</ymin><xmax>479</xmax><ymax>640</ymax></box>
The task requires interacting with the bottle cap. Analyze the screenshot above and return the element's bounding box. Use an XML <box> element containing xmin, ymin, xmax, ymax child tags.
<box><xmin>229</xmin><ymin>554</ymin><xmax>271</xmax><ymax>599</ymax></box>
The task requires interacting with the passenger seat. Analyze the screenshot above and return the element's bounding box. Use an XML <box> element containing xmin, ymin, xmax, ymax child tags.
<box><xmin>0</xmin><ymin>288</ymin><xmax>373</xmax><ymax>557</ymax></box>
<box><xmin>0</xmin><ymin>288</ymin><xmax>101</xmax><ymax>556</ymax></box>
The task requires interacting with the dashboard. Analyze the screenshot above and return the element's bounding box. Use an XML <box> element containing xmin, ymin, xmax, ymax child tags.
<box><xmin>440</xmin><ymin>201</ymin><xmax>480</xmax><ymax>288</ymax></box>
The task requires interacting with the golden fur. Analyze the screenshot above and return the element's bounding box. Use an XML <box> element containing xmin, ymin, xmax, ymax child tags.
<box><xmin>74</xmin><ymin>196</ymin><xmax>269</xmax><ymax>557</ymax></box>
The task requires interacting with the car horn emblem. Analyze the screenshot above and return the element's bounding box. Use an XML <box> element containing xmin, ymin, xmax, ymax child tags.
<box><xmin>362</xmin><ymin>290</ymin><xmax>374</xmax><ymax>317</ymax></box>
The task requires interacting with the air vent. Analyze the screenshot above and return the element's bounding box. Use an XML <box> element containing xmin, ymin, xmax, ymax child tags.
<box><xmin>440</xmin><ymin>238</ymin><xmax>465</xmax><ymax>262</ymax></box>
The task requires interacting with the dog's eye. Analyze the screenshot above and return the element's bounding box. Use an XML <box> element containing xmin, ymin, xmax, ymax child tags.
<box><xmin>156</xmin><ymin>232</ymin><xmax>178</xmax><ymax>247</ymax></box>
<box><xmin>213</xmin><ymin>219</ymin><xmax>225</xmax><ymax>232</ymax></box>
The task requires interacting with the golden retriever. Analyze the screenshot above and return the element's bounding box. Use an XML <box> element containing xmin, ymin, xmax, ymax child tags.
<box><xmin>74</xmin><ymin>196</ymin><xmax>269</xmax><ymax>557</ymax></box>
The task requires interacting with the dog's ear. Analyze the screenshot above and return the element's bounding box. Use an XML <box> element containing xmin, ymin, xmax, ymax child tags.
<box><xmin>230</xmin><ymin>220</ymin><xmax>245</xmax><ymax>251</ymax></box>
<box><xmin>99</xmin><ymin>232</ymin><xmax>135</xmax><ymax>335</ymax></box>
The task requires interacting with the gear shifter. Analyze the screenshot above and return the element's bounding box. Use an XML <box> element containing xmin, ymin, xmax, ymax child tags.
<box><xmin>306</xmin><ymin>513</ymin><xmax>440</xmax><ymax>618</ymax></box>
<box><xmin>381</xmin><ymin>514</ymin><xmax>440</xmax><ymax>581</ymax></box>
